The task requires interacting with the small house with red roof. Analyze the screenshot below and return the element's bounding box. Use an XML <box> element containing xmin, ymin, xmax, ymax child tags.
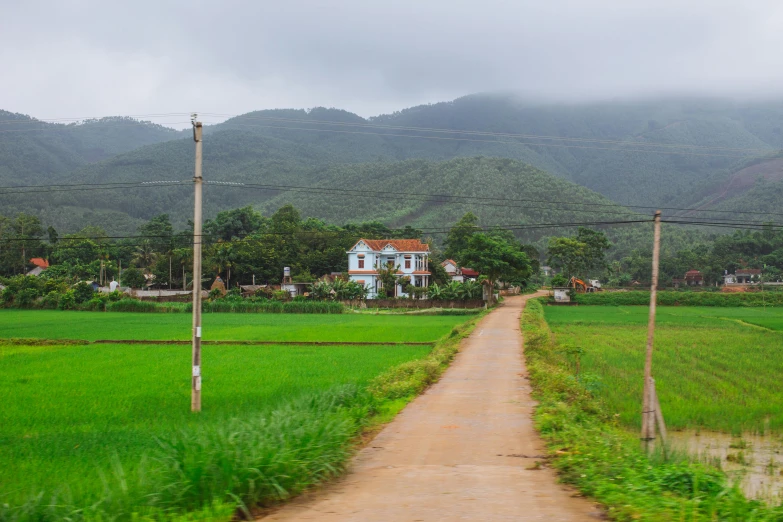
<box><xmin>684</xmin><ymin>270</ymin><xmax>703</xmax><ymax>286</ymax></box>
<box><xmin>347</xmin><ymin>239</ymin><xmax>430</xmax><ymax>298</ymax></box>
<box><xmin>441</xmin><ymin>259</ymin><xmax>480</xmax><ymax>282</ymax></box>
<box><xmin>26</xmin><ymin>258</ymin><xmax>49</xmax><ymax>277</ymax></box>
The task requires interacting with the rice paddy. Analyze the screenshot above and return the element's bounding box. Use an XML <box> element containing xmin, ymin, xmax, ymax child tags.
<box><xmin>543</xmin><ymin>305</ymin><xmax>783</xmax><ymax>434</ymax></box>
<box><xmin>0</xmin><ymin>310</ymin><xmax>467</xmax><ymax>342</ymax></box>
<box><xmin>0</xmin><ymin>310</ymin><xmax>474</xmax><ymax>520</ymax></box>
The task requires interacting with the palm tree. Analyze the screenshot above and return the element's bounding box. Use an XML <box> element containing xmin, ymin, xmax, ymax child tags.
<box><xmin>132</xmin><ymin>240</ymin><xmax>158</xmax><ymax>270</ymax></box>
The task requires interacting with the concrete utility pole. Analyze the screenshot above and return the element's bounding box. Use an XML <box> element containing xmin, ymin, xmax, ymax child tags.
<box><xmin>191</xmin><ymin>114</ymin><xmax>204</xmax><ymax>412</ymax></box>
<box><xmin>641</xmin><ymin>210</ymin><xmax>662</xmax><ymax>451</ymax></box>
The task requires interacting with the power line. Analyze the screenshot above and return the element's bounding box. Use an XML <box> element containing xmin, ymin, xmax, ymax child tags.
<box><xmin>2</xmin><ymin>178</ymin><xmax>782</xmax><ymax>225</ymax></box>
<box><xmin>201</xmin><ymin>112</ymin><xmax>778</xmax><ymax>155</ymax></box>
<box><xmin>199</xmin><ymin>121</ymin><xmax>762</xmax><ymax>159</ymax></box>
<box><xmin>0</xmin><ymin>121</ymin><xmax>191</xmax><ymax>133</ymax></box>
<box><xmin>6</xmin><ymin>217</ymin><xmax>783</xmax><ymax>247</ymax></box>
<box><xmin>0</xmin><ymin>113</ymin><xmax>192</xmax><ymax>124</ymax></box>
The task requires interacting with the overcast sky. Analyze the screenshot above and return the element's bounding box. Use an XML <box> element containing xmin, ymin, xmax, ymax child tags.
<box><xmin>2</xmin><ymin>0</ymin><xmax>783</xmax><ymax>128</ymax></box>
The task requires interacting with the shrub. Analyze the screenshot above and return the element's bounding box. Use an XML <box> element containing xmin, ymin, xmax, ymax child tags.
<box><xmin>121</xmin><ymin>268</ymin><xmax>146</xmax><ymax>289</ymax></box>
<box><xmin>73</xmin><ymin>282</ymin><xmax>95</xmax><ymax>304</ymax></box>
<box><xmin>58</xmin><ymin>290</ymin><xmax>76</xmax><ymax>310</ymax></box>
<box><xmin>15</xmin><ymin>288</ymin><xmax>40</xmax><ymax>308</ymax></box>
<box><xmin>41</xmin><ymin>291</ymin><xmax>61</xmax><ymax>309</ymax></box>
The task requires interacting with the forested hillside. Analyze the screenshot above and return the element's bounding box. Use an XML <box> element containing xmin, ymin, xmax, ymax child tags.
<box><xmin>213</xmin><ymin>96</ymin><xmax>783</xmax><ymax>207</ymax></box>
<box><xmin>0</xmin><ymin>111</ymin><xmax>181</xmax><ymax>185</ymax></box>
<box><xmin>2</xmin><ymin>95</ymin><xmax>782</xmax><ymax>235</ymax></box>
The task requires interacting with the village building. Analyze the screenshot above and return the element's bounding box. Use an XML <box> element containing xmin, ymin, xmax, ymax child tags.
<box><xmin>735</xmin><ymin>268</ymin><xmax>762</xmax><ymax>284</ymax></box>
<box><xmin>26</xmin><ymin>258</ymin><xmax>49</xmax><ymax>277</ymax></box>
<box><xmin>684</xmin><ymin>270</ymin><xmax>703</xmax><ymax>286</ymax></box>
<box><xmin>441</xmin><ymin>259</ymin><xmax>479</xmax><ymax>282</ymax></box>
<box><xmin>347</xmin><ymin>239</ymin><xmax>430</xmax><ymax>299</ymax></box>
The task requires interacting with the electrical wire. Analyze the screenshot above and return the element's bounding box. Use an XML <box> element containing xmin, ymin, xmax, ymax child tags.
<box><xmin>200</xmin><ymin>112</ymin><xmax>777</xmax><ymax>154</ymax></box>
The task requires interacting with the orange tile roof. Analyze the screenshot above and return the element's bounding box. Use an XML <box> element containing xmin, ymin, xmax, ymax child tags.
<box><xmin>29</xmin><ymin>258</ymin><xmax>49</xmax><ymax>268</ymax></box>
<box><xmin>353</xmin><ymin>239</ymin><xmax>429</xmax><ymax>252</ymax></box>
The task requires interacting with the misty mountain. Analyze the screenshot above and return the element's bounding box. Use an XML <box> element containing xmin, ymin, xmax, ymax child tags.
<box><xmin>0</xmin><ymin>111</ymin><xmax>182</xmax><ymax>185</ymax></box>
<box><xmin>1</xmin><ymin>94</ymin><xmax>782</xmax><ymax>234</ymax></box>
<box><xmin>215</xmin><ymin>95</ymin><xmax>783</xmax><ymax>207</ymax></box>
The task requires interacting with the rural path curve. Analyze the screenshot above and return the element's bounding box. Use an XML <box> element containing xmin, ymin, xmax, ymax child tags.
<box><xmin>264</xmin><ymin>293</ymin><xmax>601</xmax><ymax>521</ymax></box>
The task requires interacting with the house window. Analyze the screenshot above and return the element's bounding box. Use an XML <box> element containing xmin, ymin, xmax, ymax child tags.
<box><xmin>358</xmin><ymin>259</ymin><xmax>365</xmax><ymax>269</ymax></box>
<box><xmin>405</xmin><ymin>259</ymin><xmax>411</xmax><ymax>269</ymax></box>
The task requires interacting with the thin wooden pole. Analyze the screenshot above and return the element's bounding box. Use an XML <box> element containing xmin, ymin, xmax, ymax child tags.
<box><xmin>191</xmin><ymin>117</ymin><xmax>204</xmax><ymax>413</ymax></box>
<box><xmin>642</xmin><ymin>210</ymin><xmax>662</xmax><ymax>452</ymax></box>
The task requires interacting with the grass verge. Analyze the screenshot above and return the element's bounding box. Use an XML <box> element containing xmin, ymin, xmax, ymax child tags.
<box><xmin>522</xmin><ymin>298</ymin><xmax>783</xmax><ymax>521</ymax></box>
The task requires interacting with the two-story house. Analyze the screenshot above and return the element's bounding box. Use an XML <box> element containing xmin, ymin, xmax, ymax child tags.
<box><xmin>347</xmin><ymin>239</ymin><xmax>430</xmax><ymax>298</ymax></box>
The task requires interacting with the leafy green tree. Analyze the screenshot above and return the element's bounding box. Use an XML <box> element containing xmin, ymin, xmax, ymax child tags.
<box><xmin>204</xmin><ymin>206</ymin><xmax>265</xmax><ymax>241</ymax></box>
<box><xmin>132</xmin><ymin>240</ymin><xmax>158</xmax><ymax>271</ymax></box>
<box><xmin>547</xmin><ymin>228</ymin><xmax>610</xmax><ymax>281</ymax></box>
<box><xmin>547</xmin><ymin>237</ymin><xmax>587</xmax><ymax>280</ymax></box>
<box><xmin>575</xmin><ymin>228</ymin><xmax>611</xmax><ymax>273</ymax></box>
<box><xmin>376</xmin><ymin>263</ymin><xmax>401</xmax><ymax>298</ymax></box>
<box><xmin>121</xmin><ymin>267</ymin><xmax>146</xmax><ymax>289</ymax></box>
<box><xmin>444</xmin><ymin>212</ymin><xmax>480</xmax><ymax>260</ymax></box>
<box><xmin>459</xmin><ymin>234</ymin><xmax>532</xmax><ymax>301</ymax></box>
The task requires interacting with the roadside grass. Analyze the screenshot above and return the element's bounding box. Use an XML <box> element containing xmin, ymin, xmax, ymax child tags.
<box><xmin>543</xmin><ymin>306</ymin><xmax>783</xmax><ymax>433</ymax></box>
<box><xmin>0</xmin><ymin>314</ymin><xmax>483</xmax><ymax>521</ymax></box>
<box><xmin>0</xmin><ymin>311</ymin><xmax>466</xmax><ymax>342</ymax></box>
<box><xmin>523</xmin><ymin>299</ymin><xmax>783</xmax><ymax>521</ymax></box>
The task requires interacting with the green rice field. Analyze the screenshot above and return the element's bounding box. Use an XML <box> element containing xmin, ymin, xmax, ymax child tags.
<box><xmin>543</xmin><ymin>305</ymin><xmax>783</xmax><ymax>434</ymax></box>
<box><xmin>0</xmin><ymin>310</ymin><xmax>466</xmax><ymax>342</ymax></box>
<box><xmin>0</xmin><ymin>311</ymin><xmax>474</xmax><ymax>520</ymax></box>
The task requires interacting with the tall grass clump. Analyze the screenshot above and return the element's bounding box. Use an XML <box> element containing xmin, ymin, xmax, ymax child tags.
<box><xmin>523</xmin><ymin>298</ymin><xmax>783</xmax><ymax>520</ymax></box>
<box><xmin>0</xmin><ymin>386</ymin><xmax>370</xmax><ymax>522</ymax></box>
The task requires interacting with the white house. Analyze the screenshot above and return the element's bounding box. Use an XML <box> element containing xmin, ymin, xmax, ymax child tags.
<box><xmin>347</xmin><ymin>239</ymin><xmax>430</xmax><ymax>298</ymax></box>
<box><xmin>441</xmin><ymin>259</ymin><xmax>464</xmax><ymax>282</ymax></box>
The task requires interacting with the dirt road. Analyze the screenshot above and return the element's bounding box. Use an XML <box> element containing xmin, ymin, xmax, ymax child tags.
<box><xmin>264</xmin><ymin>293</ymin><xmax>601</xmax><ymax>521</ymax></box>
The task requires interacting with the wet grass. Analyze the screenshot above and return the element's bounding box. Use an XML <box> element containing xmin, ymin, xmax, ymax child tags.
<box><xmin>0</xmin><ymin>310</ymin><xmax>466</xmax><ymax>342</ymax></box>
<box><xmin>544</xmin><ymin>305</ymin><xmax>783</xmax><ymax>434</ymax></box>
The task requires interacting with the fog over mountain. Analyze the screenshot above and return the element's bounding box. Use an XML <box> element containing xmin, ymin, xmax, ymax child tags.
<box><xmin>2</xmin><ymin>0</ymin><xmax>783</xmax><ymax>125</ymax></box>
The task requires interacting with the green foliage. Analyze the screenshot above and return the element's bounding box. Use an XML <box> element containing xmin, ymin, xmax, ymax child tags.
<box><xmin>121</xmin><ymin>268</ymin><xmax>146</xmax><ymax>289</ymax></box>
<box><xmin>459</xmin><ymin>233</ymin><xmax>532</xmax><ymax>291</ymax></box>
<box><xmin>72</xmin><ymin>281</ymin><xmax>95</xmax><ymax>304</ymax></box>
<box><xmin>550</xmin><ymin>274</ymin><xmax>569</xmax><ymax>287</ymax></box>
<box><xmin>443</xmin><ymin>212</ymin><xmax>480</xmax><ymax>260</ymax></box>
<box><xmin>547</xmin><ymin>227</ymin><xmax>610</xmax><ymax>280</ymax></box>
<box><xmin>523</xmin><ymin>299</ymin><xmax>783</xmax><ymax>520</ymax></box>
<box><xmin>427</xmin><ymin>280</ymin><xmax>483</xmax><ymax>300</ymax></box>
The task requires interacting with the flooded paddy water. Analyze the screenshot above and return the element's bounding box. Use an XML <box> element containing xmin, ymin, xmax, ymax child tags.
<box><xmin>670</xmin><ymin>430</ymin><xmax>783</xmax><ymax>502</ymax></box>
